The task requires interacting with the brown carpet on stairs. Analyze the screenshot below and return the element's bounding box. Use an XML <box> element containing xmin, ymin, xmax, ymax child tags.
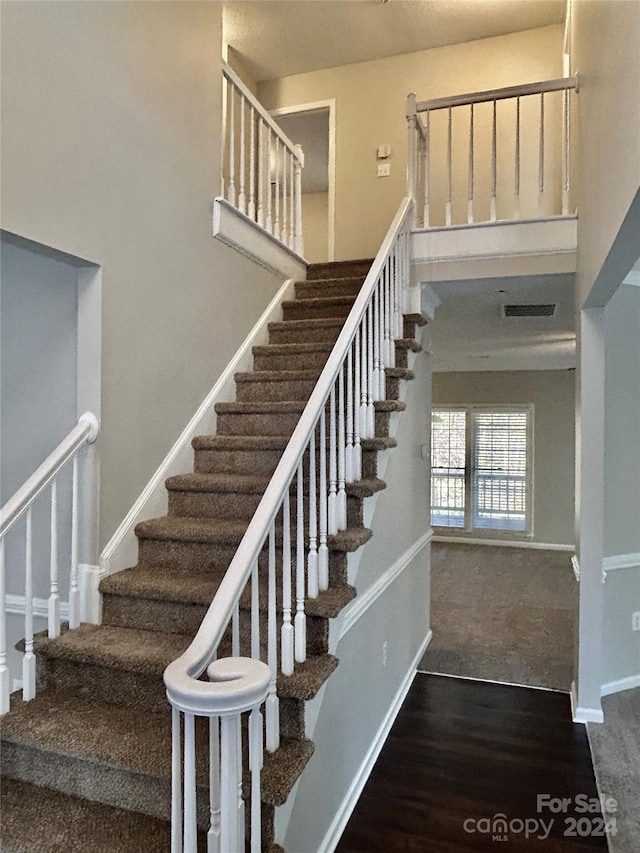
<box><xmin>0</xmin><ymin>259</ymin><xmax>426</xmax><ymax>852</ymax></box>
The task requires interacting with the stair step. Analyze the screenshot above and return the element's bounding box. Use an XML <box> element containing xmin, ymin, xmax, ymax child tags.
<box><xmin>215</xmin><ymin>400</ymin><xmax>307</xmax><ymax>436</ymax></box>
<box><xmin>306</xmin><ymin>259</ymin><xmax>373</xmax><ymax>281</ymax></box>
<box><xmin>166</xmin><ymin>472</ymin><xmax>272</xmax><ymax>519</ymax></box>
<box><xmin>36</xmin><ymin>623</ymin><xmax>192</xmax><ymax>713</ymax></box>
<box><xmin>234</xmin><ymin>370</ymin><xmax>320</xmax><ymax>403</ymax></box>
<box><xmin>252</xmin><ymin>341</ymin><xmax>333</xmax><ymax>371</ymax></box>
<box><xmin>0</xmin><ymin>777</ymin><xmax>182</xmax><ymax>853</ymax></box>
<box><xmin>262</xmin><ymin>738</ymin><xmax>315</xmax><ymax>807</ymax></box>
<box><xmin>295</xmin><ymin>276</ymin><xmax>364</xmax><ymax>300</ymax></box>
<box><xmin>278</xmin><ymin>654</ymin><xmax>339</xmax><ymax>701</ymax></box>
<box><xmin>282</xmin><ymin>294</ymin><xmax>356</xmax><ymax>322</ymax></box>
<box><xmin>268</xmin><ymin>317</ymin><xmax>344</xmax><ymax>345</ymax></box>
<box><xmin>192</xmin><ymin>434</ymin><xmax>290</xmax><ymax>476</ymax></box>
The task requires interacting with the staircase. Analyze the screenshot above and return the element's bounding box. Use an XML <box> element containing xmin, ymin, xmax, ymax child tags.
<box><xmin>0</xmin><ymin>258</ymin><xmax>425</xmax><ymax>852</ymax></box>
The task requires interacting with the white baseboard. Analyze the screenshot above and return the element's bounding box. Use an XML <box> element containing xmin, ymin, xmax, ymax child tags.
<box><xmin>99</xmin><ymin>277</ymin><xmax>296</xmax><ymax>578</ymax></box>
<box><xmin>433</xmin><ymin>535</ymin><xmax>575</xmax><ymax>552</ymax></box>
<box><xmin>571</xmin><ymin>681</ymin><xmax>604</xmax><ymax>723</ymax></box>
<box><xmin>601</xmin><ymin>674</ymin><xmax>640</xmax><ymax>697</ymax></box>
<box><xmin>602</xmin><ymin>552</ymin><xmax>640</xmax><ymax>574</ymax></box>
<box><xmin>318</xmin><ymin>630</ymin><xmax>433</xmax><ymax>853</ymax></box>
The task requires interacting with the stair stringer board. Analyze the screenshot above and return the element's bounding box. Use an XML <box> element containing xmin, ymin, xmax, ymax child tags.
<box><xmin>275</xmin><ymin>331</ymin><xmax>433</xmax><ymax>851</ymax></box>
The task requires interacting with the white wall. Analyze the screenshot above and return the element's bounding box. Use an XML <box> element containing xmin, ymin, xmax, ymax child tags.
<box><xmin>433</xmin><ymin>370</ymin><xmax>576</xmax><ymax>546</ymax></box>
<box><xmin>0</xmin><ymin>1</ymin><xmax>282</xmax><ymax>550</ymax></box>
<box><xmin>259</xmin><ymin>25</ymin><xmax>564</xmax><ymax>260</ymax></box>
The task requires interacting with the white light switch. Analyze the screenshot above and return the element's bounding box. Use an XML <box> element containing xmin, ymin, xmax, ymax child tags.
<box><xmin>377</xmin><ymin>163</ymin><xmax>391</xmax><ymax>177</ymax></box>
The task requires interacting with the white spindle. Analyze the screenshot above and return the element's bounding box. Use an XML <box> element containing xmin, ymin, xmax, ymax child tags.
<box><xmin>251</xmin><ymin>558</ymin><xmax>260</xmax><ymax>660</ymax></box>
<box><xmin>248</xmin><ymin>105</ymin><xmax>256</xmax><ymax>221</ymax></box>
<box><xmin>307</xmin><ymin>431</ymin><xmax>319</xmax><ymax>599</ymax></box>
<box><xmin>372</xmin><ymin>280</ymin><xmax>382</xmax><ymax>400</ymax></box>
<box><xmin>367</xmin><ymin>301</ymin><xmax>375</xmax><ymax>438</ymax></box>
<box><xmin>378</xmin><ymin>274</ymin><xmax>386</xmax><ymax>399</ymax></box>
<box><xmin>360</xmin><ymin>310</ymin><xmax>368</xmax><ymax>440</ymax></box>
<box><xmin>345</xmin><ymin>347</ymin><xmax>354</xmax><ymax>484</ymax></box>
<box><xmin>423</xmin><ymin>111</ymin><xmax>430</xmax><ymax>228</ymax></box>
<box><xmin>353</xmin><ymin>332</ymin><xmax>362</xmax><ymax>481</ymax></box>
<box><xmin>515</xmin><ymin>96</ymin><xmax>521</xmax><ymax>220</ymax></box>
<box><xmin>266</xmin><ymin>131</ymin><xmax>273</xmax><ymax>235</ymax></box>
<box><xmin>318</xmin><ymin>413</ymin><xmax>329</xmax><ymax>591</ymax></box>
<box><xmin>266</xmin><ymin>525</ymin><xmax>279</xmax><ymax>752</ymax></box>
<box><xmin>0</xmin><ymin>540</ymin><xmax>8</xmax><ymax>715</ymax></box>
<box><xmin>295</xmin><ymin>462</ymin><xmax>306</xmax><ymax>662</ymax></box>
<box><xmin>209</xmin><ymin>715</ymin><xmax>221</xmax><ymax>853</ymax></box>
<box><xmin>238</xmin><ymin>95</ymin><xmax>246</xmax><ymax>214</ymax></box>
<box><xmin>235</xmin><ymin>712</ymin><xmax>245</xmax><ymax>851</ymax></box>
<box><xmin>446</xmin><ymin>106</ymin><xmax>452</xmax><ymax>226</ymax></box>
<box><xmin>274</xmin><ymin>138</ymin><xmax>281</xmax><ymax>241</ymax></box>
<box><xmin>183</xmin><ymin>712</ymin><xmax>197</xmax><ymax>853</ymax></box>
<box><xmin>48</xmin><ymin>478</ymin><xmax>60</xmax><ymax>638</ymax></box>
<box><xmin>289</xmin><ymin>153</ymin><xmax>295</xmax><ymax>249</ymax></box>
<box><xmin>563</xmin><ymin>87</ymin><xmax>570</xmax><ymax>215</ymax></box>
<box><xmin>171</xmin><ymin>709</ymin><xmax>183</xmax><ymax>853</ymax></box>
<box><xmin>337</xmin><ymin>367</ymin><xmax>347</xmax><ymax>530</ymax></box>
<box><xmin>232</xmin><ymin>602</ymin><xmax>240</xmax><ymax>657</ymax></box>
<box><xmin>228</xmin><ymin>86</ymin><xmax>236</xmax><ymax>207</ymax></box>
<box><xmin>69</xmin><ymin>456</ymin><xmax>79</xmax><ymax>629</ymax></box>
<box><xmin>281</xmin><ymin>491</ymin><xmax>294</xmax><ymax>676</ymax></box>
<box><xmin>282</xmin><ymin>145</ymin><xmax>288</xmax><ymax>244</ymax></box>
<box><xmin>257</xmin><ymin>120</ymin><xmax>265</xmax><ymax>229</ymax></box>
<box><xmin>23</xmin><ymin>508</ymin><xmax>36</xmax><ymax>701</ymax></box>
<box><xmin>538</xmin><ymin>92</ymin><xmax>545</xmax><ymax>216</ymax></box>
<box><xmin>249</xmin><ymin>706</ymin><xmax>263</xmax><ymax>853</ymax></box>
<box><xmin>294</xmin><ymin>145</ymin><xmax>304</xmax><ymax>256</ymax></box>
<box><xmin>491</xmin><ymin>99</ymin><xmax>497</xmax><ymax>222</ymax></box>
<box><xmin>328</xmin><ymin>387</ymin><xmax>337</xmax><ymax>536</ymax></box>
<box><xmin>220</xmin><ymin>715</ymin><xmax>238</xmax><ymax>853</ymax></box>
<box><xmin>385</xmin><ymin>259</ymin><xmax>394</xmax><ymax>370</ymax></box>
<box><xmin>468</xmin><ymin>103</ymin><xmax>474</xmax><ymax>224</ymax></box>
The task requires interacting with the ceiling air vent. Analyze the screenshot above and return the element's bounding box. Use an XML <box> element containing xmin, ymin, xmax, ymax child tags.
<box><xmin>501</xmin><ymin>303</ymin><xmax>557</xmax><ymax>318</ymax></box>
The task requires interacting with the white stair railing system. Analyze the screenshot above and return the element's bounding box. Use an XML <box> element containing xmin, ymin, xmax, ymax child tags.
<box><xmin>406</xmin><ymin>76</ymin><xmax>578</xmax><ymax>228</ymax></box>
<box><xmin>164</xmin><ymin>198</ymin><xmax>413</xmax><ymax>853</ymax></box>
<box><xmin>0</xmin><ymin>413</ymin><xmax>99</xmax><ymax>714</ymax></box>
<box><xmin>222</xmin><ymin>60</ymin><xmax>305</xmax><ymax>257</ymax></box>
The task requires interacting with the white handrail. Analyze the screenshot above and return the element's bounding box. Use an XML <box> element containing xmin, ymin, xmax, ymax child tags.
<box><xmin>416</xmin><ymin>75</ymin><xmax>578</xmax><ymax>113</ymax></box>
<box><xmin>0</xmin><ymin>413</ymin><xmax>99</xmax><ymax>541</ymax></box>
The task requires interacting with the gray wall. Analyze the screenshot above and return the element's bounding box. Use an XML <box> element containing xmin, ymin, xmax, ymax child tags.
<box><xmin>433</xmin><ymin>370</ymin><xmax>576</xmax><ymax>546</ymax></box>
<box><xmin>1</xmin><ymin>1</ymin><xmax>282</xmax><ymax>551</ymax></box>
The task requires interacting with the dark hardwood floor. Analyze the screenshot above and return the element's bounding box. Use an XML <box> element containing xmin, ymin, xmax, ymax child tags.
<box><xmin>337</xmin><ymin>674</ymin><xmax>609</xmax><ymax>852</ymax></box>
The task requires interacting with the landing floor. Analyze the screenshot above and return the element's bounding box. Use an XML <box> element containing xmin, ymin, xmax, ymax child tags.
<box><xmin>336</xmin><ymin>674</ymin><xmax>608</xmax><ymax>851</ymax></box>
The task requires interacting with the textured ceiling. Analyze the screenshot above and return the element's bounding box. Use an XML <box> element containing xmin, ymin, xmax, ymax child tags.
<box><xmin>223</xmin><ymin>0</ymin><xmax>566</xmax><ymax>83</ymax></box>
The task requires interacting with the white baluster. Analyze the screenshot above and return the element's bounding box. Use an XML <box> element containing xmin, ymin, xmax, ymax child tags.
<box><xmin>251</xmin><ymin>558</ymin><xmax>260</xmax><ymax>660</ymax></box>
<box><xmin>378</xmin><ymin>274</ymin><xmax>386</xmax><ymax>399</ymax></box>
<box><xmin>328</xmin><ymin>387</ymin><xmax>337</xmax><ymax>536</ymax></box>
<box><xmin>562</xmin><ymin>87</ymin><xmax>570</xmax><ymax>216</ymax></box>
<box><xmin>491</xmin><ymin>99</ymin><xmax>497</xmax><ymax>222</ymax></box>
<box><xmin>266</xmin><ymin>131</ymin><xmax>273</xmax><ymax>235</ymax></box>
<box><xmin>208</xmin><ymin>715</ymin><xmax>221</xmax><ymax>853</ymax></box>
<box><xmin>23</xmin><ymin>508</ymin><xmax>36</xmax><ymax>701</ymax></box>
<box><xmin>238</xmin><ymin>94</ymin><xmax>246</xmax><ymax>214</ymax></box>
<box><xmin>337</xmin><ymin>368</ymin><xmax>347</xmax><ymax>530</ymax></box>
<box><xmin>249</xmin><ymin>705</ymin><xmax>263</xmax><ymax>853</ymax></box>
<box><xmin>183</xmin><ymin>712</ymin><xmax>197</xmax><ymax>853</ymax></box>
<box><xmin>274</xmin><ymin>138</ymin><xmax>280</xmax><ymax>242</ymax></box>
<box><xmin>307</xmin><ymin>432</ymin><xmax>319</xmax><ymax>599</ymax></box>
<box><xmin>0</xmin><ymin>540</ymin><xmax>9</xmax><ymax>715</ymax></box>
<box><xmin>282</xmin><ymin>144</ymin><xmax>288</xmax><ymax>244</ymax></box>
<box><xmin>360</xmin><ymin>311</ymin><xmax>368</xmax><ymax>440</ymax></box>
<box><xmin>289</xmin><ymin>153</ymin><xmax>295</xmax><ymax>249</ymax></box>
<box><xmin>446</xmin><ymin>105</ymin><xmax>452</xmax><ymax>226</ymax></box>
<box><xmin>538</xmin><ymin>92</ymin><xmax>545</xmax><ymax>217</ymax></box>
<box><xmin>232</xmin><ymin>602</ymin><xmax>240</xmax><ymax>657</ymax></box>
<box><xmin>248</xmin><ymin>105</ymin><xmax>256</xmax><ymax>221</ymax></box>
<box><xmin>318</xmin><ymin>413</ymin><xmax>329</xmax><ymax>591</ymax></box>
<box><xmin>468</xmin><ymin>103</ymin><xmax>474</xmax><ymax>224</ymax></box>
<box><xmin>69</xmin><ymin>456</ymin><xmax>79</xmax><ymax>629</ymax></box>
<box><xmin>257</xmin><ymin>120</ymin><xmax>265</xmax><ymax>229</ymax></box>
<box><xmin>515</xmin><ymin>96</ymin><xmax>521</xmax><ymax>220</ymax></box>
<box><xmin>345</xmin><ymin>347</ymin><xmax>354</xmax><ymax>484</ymax></box>
<box><xmin>266</xmin><ymin>524</ymin><xmax>279</xmax><ymax>752</ymax></box>
<box><xmin>281</xmin><ymin>491</ymin><xmax>294</xmax><ymax>676</ymax></box>
<box><xmin>385</xmin><ymin>260</ymin><xmax>394</xmax><ymax>370</ymax></box>
<box><xmin>294</xmin><ymin>144</ymin><xmax>304</xmax><ymax>256</ymax></box>
<box><xmin>295</xmin><ymin>462</ymin><xmax>306</xmax><ymax>662</ymax></box>
<box><xmin>423</xmin><ymin>111</ymin><xmax>430</xmax><ymax>228</ymax></box>
<box><xmin>220</xmin><ymin>714</ymin><xmax>238</xmax><ymax>853</ymax></box>
<box><xmin>236</xmin><ymin>711</ymin><xmax>245</xmax><ymax>851</ymax></box>
<box><xmin>372</xmin><ymin>279</ymin><xmax>382</xmax><ymax>401</ymax></box>
<box><xmin>171</xmin><ymin>707</ymin><xmax>183</xmax><ymax>853</ymax></box>
<box><xmin>48</xmin><ymin>479</ymin><xmax>60</xmax><ymax>638</ymax></box>
<box><xmin>228</xmin><ymin>85</ymin><xmax>236</xmax><ymax>208</ymax></box>
<box><xmin>353</xmin><ymin>333</ymin><xmax>362</xmax><ymax>481</ymax></box>
<box><xmin>367</xmin><ymin>301</ymin><xmax>375</xmax><ymax>438</ymax></box>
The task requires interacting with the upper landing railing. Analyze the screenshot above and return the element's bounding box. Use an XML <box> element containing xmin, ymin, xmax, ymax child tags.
<box><xmin>222</xmin><ymin>61</ymin><xmax>304</xmax><ymax>256</ymax></box>
<box><xmin>406</xmin><ymin>75</ymin><xmax>579</xmax><ymax>229</ymax></box>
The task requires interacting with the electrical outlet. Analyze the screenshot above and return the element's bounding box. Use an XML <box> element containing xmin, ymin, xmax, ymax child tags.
<box><xmin>632</xmin><ymin>612</ymin><xmax>640</xmax><ymax>632</ymax></box>
<box><xmin>382</xmin><ymin>641</ymin><xmax>388</xmax><ymax>667</ymax></box>
<box><xmin>377</xmin><ymin>163</ymin><xmax>391</xmax><ymax>177</ymax></box>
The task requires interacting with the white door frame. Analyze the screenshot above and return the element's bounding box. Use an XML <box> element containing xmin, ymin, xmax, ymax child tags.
<box><xmin>270</xmin><ymin>99</ymin><xmax>336</xmax><ymax>262</ymax></box>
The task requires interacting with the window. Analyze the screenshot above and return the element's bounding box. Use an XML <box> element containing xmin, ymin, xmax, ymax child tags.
<box><xmin>431</xmin><ymin>406</ymin><xmax>533</xmax><ymax>536</ymax></box>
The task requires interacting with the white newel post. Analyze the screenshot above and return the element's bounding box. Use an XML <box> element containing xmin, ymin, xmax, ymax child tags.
<box><xmin>406</xmin><ymin>92</ymin><xmax>418</xmax><ymax>204</ymax></box>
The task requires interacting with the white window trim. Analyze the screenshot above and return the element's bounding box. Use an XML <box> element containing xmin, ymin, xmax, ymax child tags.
<box><xmin>431</xmin><ymin>404</ymin><xmax>535</xmax><ymax>541</ymax></box>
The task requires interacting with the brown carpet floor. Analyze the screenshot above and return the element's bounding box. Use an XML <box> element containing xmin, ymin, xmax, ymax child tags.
<box><xmin>419</xmin><ymin>541</ymin><xmax>577</xmax><ymax>691</ymax></box>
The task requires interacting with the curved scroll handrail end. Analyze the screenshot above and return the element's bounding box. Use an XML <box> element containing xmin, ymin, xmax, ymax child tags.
<box><xmin>79</xmin><ymin>412</ymin><xmax>100</xmax><ymax>444</ymax></box>
<box><xmin>164</xmin><ymin>656</ymin><xmax>270</xmax><ymax>717</ymax></box>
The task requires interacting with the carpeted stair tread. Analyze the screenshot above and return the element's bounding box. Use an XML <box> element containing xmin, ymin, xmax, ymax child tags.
<box><xmin>327</xmin><ymin>527</ymin><xmax>373</xmax><ymax>552</ymax></box>
<box><xmin>404</xmin><ymin>311</ymin><xmax>428</xmax><ymax>326</ymax></box>
<box><xmin>1</xmin><ymin>692</ymin><xmax>172</xmax><ymax>780</ymax></box>
<box><xmin>252</xmin><ymin>342</ymin><xmax>334</xmax><ymax>356</ymax></box>
<box><xmin>374</xmin><ymin>399</ymin><xmax>406</xmax><ymax>412</ymax></box>
<box><xmin>261</xmin><ymin>738</ymin><xmax>315</xmax><ymax>807</ymax></box>
<box><xmin>385</xmin><ymin>366</ymin><xmax>415</xmax><ymax>380</ymax></box>
<box><xmin>166</xmin><ymin>472</ymin><xmax>272</xmax><ymax>494</ymax></box>
<box><xmin>100</xmin><ymin>563</ymin><xmax>222</xmax><ymax>604</ymax></box>
<box><xmin>361</xmin><ymin>436</ymin><xmax>398</xmax><ymax>450</ymax></box>
<box><xmin>396</xmin><ymin>337</ymin><xmax>423</xmax><ymax>352</ymax></box>
<box><xmin>35</xmin><ymin>623</ymin><xmax>192</xmax><ymax>676</ymax></box>
<box><xmin>268</xmin><ymin>317</ymin><xmax>344</xmax><ymax>333</ymax></box>
<box><xmin>235</xmin><ymin>369</ymin><xmax>322</xmax><ymax>382</ymax></box>
<box><xmin>0</xmin><ymin>777</ymin><xmax>177</xmax><ymax>853</ymax></box>
<box><xmin>215</xmin><ymin>400</ymin><xmax>307</xmax><ymax>415</ymax></box>
<box><xmin>277</xmin><ymin>654</ymin><xmax>339</xmax><ymax>701</ymax></box>
<box><xmin>305</xmin><ymin>584</ymin><xmax>357</xmax><ymax>618</ymax></box>
<box><xmin>306</xmin><ymin>259</ymin><xmax>373</xmax><ymax>280</ymax></box>
<box><xmin>192</xmin><ymin>434</ymin><xmax>291</xmax><ymax>451</ymax></box>
<box><xmin>136</xmin><ymin>515</ymin><xmax>249</xmax><ymax>544</ymax></box>
<box><xmin>345</xmin><ymin>478</ymin><xmax>386</xmax><ymax>498</ymax></box>
<box><xmin>282</xmin><ymin>294</ymin><xmax>356</xmax><ymax>310</ymax></box>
